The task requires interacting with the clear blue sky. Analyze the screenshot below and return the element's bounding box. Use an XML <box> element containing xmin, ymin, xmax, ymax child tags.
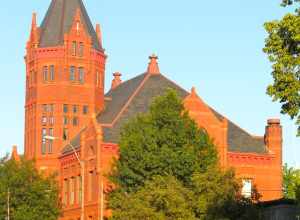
<box><xmin>0</xmin><ymin>0</ymin><xmax>299</xmax><ymax>167</ymax></box>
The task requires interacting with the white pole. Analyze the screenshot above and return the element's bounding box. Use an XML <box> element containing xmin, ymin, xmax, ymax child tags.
<box><xmin>100</xmin><ymin>179</ymin><xmax>104</xmax><ymax>220</ymax></box>
<box><xmin>7</xmin><ymin>189</ymin><xmax>10</xmax><ymax>220</ymax></box>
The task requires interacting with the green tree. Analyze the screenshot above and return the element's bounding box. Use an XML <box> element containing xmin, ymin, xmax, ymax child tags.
<box><xmin>109</xmin><ymin>89</ymin><xmax>261</xmax><ymax>220</ymax></box>
<box><xmin>110</xmin><ymin>89</ymin><xmax>217</xmax><ymax>192</ymax></box>
<box><xmin>283</xmin><ymin>163</ymin><xmax>300</xmax><ymax>201</ymax></box>
<box><xmin>0</xmin><ymin>157</ymin><xmax>60</xmax><ymax>220</ymax></box>
<box><xmin>263</xmin><ymin>1</ymin><xmax>300</xmax><ymax>135</ymax></box>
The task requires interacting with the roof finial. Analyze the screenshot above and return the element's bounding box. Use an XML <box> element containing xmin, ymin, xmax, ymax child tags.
<box><xmin>31</xmin><ymin>12</ymin><xmax>37</xmax><ymax>29</ymax></box>
<box><xmin>191</xmin><ymin>87</ymin><xmax>198</xmax><ymax>97</ymax></box>
<box><xmin>111</xmin><ymin>72</ymin><xmax>122</xmax><ymax>89</ymax></box>
<box><xmin>147</xmin><ymin>54</ymin><xmax>160</xmax><ymax>75</ymax></box>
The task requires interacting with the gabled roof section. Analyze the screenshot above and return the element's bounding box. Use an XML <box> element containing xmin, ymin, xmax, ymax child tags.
<box><xmin>39</xmin><ymin>0</ymin><xmax>102</xmax><ymax>50</ymax></box>
<box><xmin>100</xmin><ymin>73</ymin><xmax>189</xmax><ymax>143</ymax></box>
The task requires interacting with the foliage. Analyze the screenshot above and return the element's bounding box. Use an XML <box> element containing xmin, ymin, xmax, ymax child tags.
<box><xmin>109</xmin><ymin>175</ymin><xmax>196</xmax><ymax>220</ymax></box>
<box><xmin>283</xmin><ymin>163</ymin><xmax>300</xmax><ymax>201</ymax></box>
<box><xmin>110</xmin><ymin>89</ymin><xmax>217</xmax><ymax>192</ymax></box>
<box><xmin>0</xmin><ymin>156</ymin><xmax>60</xmax><ymax>220</ymax></box>
<box><xmin>263</xmin><ymin>0</ymin><xmax>300</xmax><ymax>135</ymax></box>
<box><xmin>109</xmin><ymin>89</ymin><xmax>261</xmax><ymax>220</ymax></box>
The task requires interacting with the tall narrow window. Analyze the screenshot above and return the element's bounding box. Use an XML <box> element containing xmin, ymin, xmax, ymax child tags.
<box><xmin>63</xmin><ymin>179</ymin><xmax>68</xmax><ymax>205</ymax></box>
<box><xmin>48</xmin><ymin>128</ymin><xmax>54</xmax><ymax>154</ymax></box>
<box><xmin>63</xmin><ymin>128</ymin><xmax>68</xmax><ymax>141</ymax></box>
<box><xmin>42</xmin><ymin>104</ymin><xmax>48</xmax><ymax>112</ymax></box>
<box><xmin>73</xmin><ymin>105</ymin><xmax>78</xmax><ymax>114</ymax></box>
<box><xmin>73</xmin><ymin>117</ymin><xmax>79</xmax><ymax>126</ymax></box>
<box><xmin>63</xmin><ymin>116</ymin><xmax>69</xmax><ymax>125</ymax></box>
<box><xmin>83</xmin><ymin>105</ymin><xmax>88</xmax><ymax>115</ymax></box>
<box><xmin>49</xmin><ymin>116</ymin><xmax>54</xmax><ymax>126</ymax></box>
<box><xmin>49</xmin><ymin>104</ymin><xmax>54</xmax><ymax>112</ymax></box>
<box><xmin>43</xmin><ymin>66</ymin><xmax>48</xmax><ymax>81</ymax></box>
<box><xmin>78</xmin><ymin>67</ymin><xmax>84</xmax><ymax>84</ymax></box>
<box><xmin>88</xmin><ymin>171</ymin><xmax>93</xmax><ymax>201</ymax></box>
<box><xmin>70</xmin><ymin>66</ymin><xmax>76</xmax><ymax>81</ymax></box>
<box><xmin>70</xmin><ymin>177</ymin><xmax>75</xmax><ymax>205</ymax></box>
<box><xmin>42</xmin><ymin>116</ymin><xmax>47</xmax><ymax>125</ymax></box>
<box><xmin>72</xmin><ymin>41</ymin><xmax>77</xmax><ymax>56</ymax></box>
<box><xmin>41</xmin><ymin>128</ymin><xmax>47</xmax><ymax>155</ymax></box>
<box><xmin>96</xmin><ymin>72</ymin><xmax>99</xmax><ymax>87</ymax></box>
<box><xmin>78</xmin><ymin>176</ymin><xmax>82</xmax><ymax>204</ymax></box>
<box><xmin>63</xmin><ymin>104</ymin><xmax>68</xmax><ymax>113</ymax></box>
<box><xmin>49</xmin><ymin>65</ymin><xmax>55</xmax><ymax>81</ymax></box>
<box><xmin>79</xmin><ymin>42</ymin><xmax>84</xmax><ymax>57</ymax></box>
<box><xmin>242</xmin><ymin>179</ymin><xmax>252</xmax><ymax>198</ymax></box>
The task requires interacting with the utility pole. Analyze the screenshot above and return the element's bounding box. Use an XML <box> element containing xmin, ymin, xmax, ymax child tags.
<box><xmin>7</xmin><ymin>189</ymin><xmax>10</xmax><ymax>220</ymax></box>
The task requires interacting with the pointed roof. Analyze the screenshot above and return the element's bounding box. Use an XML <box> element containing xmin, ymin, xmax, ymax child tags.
<box><xmin>39</xmin><ymin>0</ymin><xmax>102</xmax><ymax>50</ymax></box>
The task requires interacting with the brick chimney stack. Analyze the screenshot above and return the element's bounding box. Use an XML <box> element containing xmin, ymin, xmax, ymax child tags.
<box><xmin>265</xmin><ymin>118</ymin><xmax>283</xmax><ymax>199</ymax></box>
<box><xmin>111</xmin><ymin>72</ymin><xmax>122</xmax><ymax>90</ymax></box>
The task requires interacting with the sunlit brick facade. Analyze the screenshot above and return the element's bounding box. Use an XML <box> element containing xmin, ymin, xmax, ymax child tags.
<box><xmin>23</xmin><ymin>1</ymin><xmax>283</xmax><ymax>219</ymax></box>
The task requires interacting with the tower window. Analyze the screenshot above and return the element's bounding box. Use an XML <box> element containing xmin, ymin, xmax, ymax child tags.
<box><xmin>83</xmin><ymin>105</ymin><xmax>88</xmax><ymax>115</ymax></box>
<box><xmin>49</xmin><ymin>104</ymin><xmax>54</xmax><ymax>112</ymax></box>
<box><xmin>48</xmin><ymin>128</ymin><xmax>54</xmax><ymax>154</ymax></box>
<box><xmin>70</xmin><ymin>177</ymin><xmax>75</xmax><ymax>205</ymax></box>
<box><xmin>78</xmin><ymin>67</ymin><xmax>84</xmax><ymax>84</ymax></box>
<box><xmin>42</xmin><ymin>104</ymin><xmax>48</xmax><ymax>112</ymax></box>
<box><xmin>49</xmin><ymin>65</ymin><xmax>55</xmax><ymax>81</ymax></box>
<box><xmin>63</xmin><ymin>179</ymin><xmax>68</xmax><ymax>205</ymax></box>
<box><xmin>70</xmin><ymin>66</ymin><xmax>76</xmax><ymax>81</ymax></box>
<box><xmin>42</xmin><ymin>116</ymin><xmax>47</xmax><ymax>125</ymax></box>
<box><xmin>63</xmin><ymin>116</ymin><xmax>69</xmax><ymax>125</ymax></box>
<box><xmin>96</xmin><ymin>72</ymin><xmax>100</xmax><ymax>87</ymax></box>
<box><xmin>79</xmin><ymin>42</ymin><xmax>84</xmax><ymax>57</ymax></box>
<box><xmin>49</xmin><ymin>116</ymin><xmax>54</xmax><ymax>125</ymax></box>
<box><xmin>73</xmin><ymin>117</ymin><xmax>79</xmax><ymax>126</ymax></box>
<box><xmin>41</xmin><ymin>128</ymin><xmax>47</xmax><ymax>155</ymax></box>
<box><xmin>43</xmin><ymin>66</ymin><xmax>48</xmax><ymax>81</ymax></box>
<box><xmin>63</xmin><ymin>104</ymin><xmax>68</xmax><ymax>113</ymax></box>
<box><xmin>73</xmin><ymin>105</ymin><xmax>78</xmax><ymax>114</ymax></box>
<box><xmin>72</xmin><ymin>41</ymin><xmax>77</xmax><ymax>56</ymax></box>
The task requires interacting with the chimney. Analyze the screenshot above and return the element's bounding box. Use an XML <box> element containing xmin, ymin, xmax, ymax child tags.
<box><xmin>147</xmin><ymin>54</ymin><xmax>160</xmax><ymax>75</ymax></box>
<box><xmin>111</xmin><ymin>72</ymin><xmax>122</xmax><ymax>90</ymax></box>
<box><xmin>265</xmin><ymin>119</ymin><xmax>282</xmax><ymax>156</ymax></box>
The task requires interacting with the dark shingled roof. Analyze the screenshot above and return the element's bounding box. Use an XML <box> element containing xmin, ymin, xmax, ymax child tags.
<box><xmin>62</xmin><ymin>73</ymin><xmax>267</xmax><ymax>154</ymax></box>
<box><xmin>39</xmin><ymin>0</ymin><xmax>102</xmax><ymax>50</ymax></box>
<box><xmin>100</xmin><ymin>74</ymin><xmax>189</xmax><ymax>143</ymax></box>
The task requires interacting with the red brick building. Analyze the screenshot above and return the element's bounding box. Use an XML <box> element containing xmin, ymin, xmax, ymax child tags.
<box><xmin>23</xmin><ymin>0</ymin><xmax>283</xmax><ymax>219</ymax></box>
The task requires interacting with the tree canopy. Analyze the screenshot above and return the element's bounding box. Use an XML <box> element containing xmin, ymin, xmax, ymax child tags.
<box><xmin>263</xmin><ymin>0</ymin><xmax>300</xmax><ymax>135</ymax></box>
<box><xmin>0</xmin><ymin>157</ymin><xmax>60</xmax><ymax>220</ymax></box>
<box><xmin>109</xmin><ymin>89</ymin><xmax>261</xmax><ymax>220</ymax></box>
<box><xmin>283</xmin><ymin>163</ymin><xmax>300</xmax><ymax>202</ymax></box>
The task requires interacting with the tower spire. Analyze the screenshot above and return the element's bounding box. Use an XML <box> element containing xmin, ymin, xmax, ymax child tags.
<box><xmin>147</xmin><ymin>54</ymin><xmax>160</xmax><ymax>75</ymax></box>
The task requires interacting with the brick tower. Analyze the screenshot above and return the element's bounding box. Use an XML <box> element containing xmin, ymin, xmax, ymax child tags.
<box><xmin>24</xmin><ymin>0</ymin><xmax>106</xmax><ymax>172</ymax></box>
